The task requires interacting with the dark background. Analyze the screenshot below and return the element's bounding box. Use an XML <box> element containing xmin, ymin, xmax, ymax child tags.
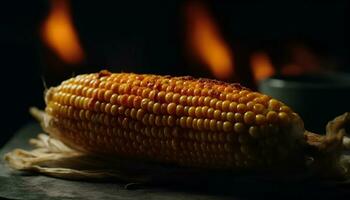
<box><xmin>0</xmin><ymin>0</ymin><xmax>348</xmax><ymax>147</ymax></box>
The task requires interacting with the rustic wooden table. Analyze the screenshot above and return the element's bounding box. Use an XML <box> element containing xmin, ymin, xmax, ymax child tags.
<box><xmin>0</xmin><ymin>122</ymin><xmax>349</xmax><ymax>200</ymax></box>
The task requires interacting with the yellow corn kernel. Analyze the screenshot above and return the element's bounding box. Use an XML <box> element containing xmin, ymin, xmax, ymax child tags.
<box><xmin>44</xmin><ymin>70</ymin><xmax>305</xmax><ymax>170</ymax></box>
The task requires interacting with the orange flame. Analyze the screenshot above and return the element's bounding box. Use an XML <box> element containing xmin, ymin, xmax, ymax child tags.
<box><xmin>281</xmin><ymin>44</ymin><xmax>321</xmax><ymax>76</ymax></box>
<box><xmin>281</xmin><ymin>64</ymin><xmax>304</xmax><ymax>76</ymax></box>
<box><xmin>41</xmin><ymin>0</ymin><xmax>85</xmax><ymax>64</ymax></box>
<box><xmin>250</xmin><ymin>52</ymin><xmax>275</xmax><ymax>82</ymax></box>
<box><xmin>185</xmin><ymin>1</ymin><xmax>233</xmax><ymax>80</ymax></box>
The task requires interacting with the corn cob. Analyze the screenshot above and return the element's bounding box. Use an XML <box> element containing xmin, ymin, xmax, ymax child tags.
<box><xmin>43</xmin><ymin>70</ymin><xmax>309</xmax><ymax>170</ymax></box>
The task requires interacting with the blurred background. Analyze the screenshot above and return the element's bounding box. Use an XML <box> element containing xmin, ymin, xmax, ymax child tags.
<box><xmin>0</xmin><ymin>0</ymin><xmax>349</xmax><ymax>147</ymax></box>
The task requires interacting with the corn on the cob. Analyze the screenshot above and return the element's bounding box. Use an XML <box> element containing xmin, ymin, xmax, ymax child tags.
<box><xmin>43</xmin><ymin>70</ymin><xmax>307</xmax><ymax>170</ymax></box>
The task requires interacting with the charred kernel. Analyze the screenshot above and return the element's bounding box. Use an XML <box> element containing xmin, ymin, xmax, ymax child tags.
<box><xmin>244</xmin><ymin>111</ymin><xmax>255</xmax><ymax>124</ymax></box>
<box><xmin>255</xmin><ymin>114</ymin><xmax>266</xmax><ymax>125</ymax></box>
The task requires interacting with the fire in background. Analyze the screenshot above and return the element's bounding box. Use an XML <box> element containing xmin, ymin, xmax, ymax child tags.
<box><xmin>41</xmin><ymin>0</ymin><xmax>85</xmax><ymax>65</ymax></box>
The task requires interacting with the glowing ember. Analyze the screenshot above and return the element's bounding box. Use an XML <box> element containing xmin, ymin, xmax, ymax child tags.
<box><xmin>41</xmin><ymin>0</ymin><xmax>85</xmax><ymax>64</ymax></box>
<box><xmin>250</xmin><ymin>52</ymin><xmax>275</xmax><ymax>82</ymax></box>
<box><xmin>185</xmin><ymin>1</ymin><xmax>233</xmax><ymax>80</ymax></box>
